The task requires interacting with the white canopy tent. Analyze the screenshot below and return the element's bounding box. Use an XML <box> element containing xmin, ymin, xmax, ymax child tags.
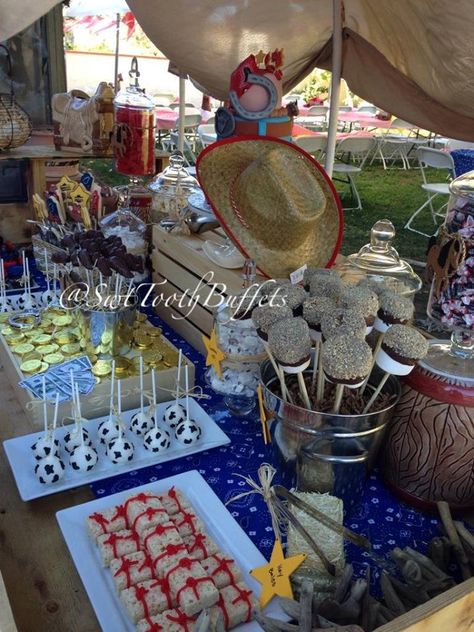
<box><xmin>2</xmin><ymin>0</ymin><xmax>474</xmax><ymax>161</ymax></box>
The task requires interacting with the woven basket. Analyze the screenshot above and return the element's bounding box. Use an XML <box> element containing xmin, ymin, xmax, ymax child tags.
<box><xmin>32</xmin><ymin>235</ymin><xmax>66</xmax><ymax>272</ymax></box>
<box><xmin>0</xmin><ymin>45</ymin><xmax>32</xmax><ymax>151</ymax></box>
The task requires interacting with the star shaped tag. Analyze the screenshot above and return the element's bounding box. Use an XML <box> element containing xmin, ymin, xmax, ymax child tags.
<box><xmin>202</xmin><ymin>328</ymin><xmax>225</xmax><ymax>378</ymax></box>
<box><xmin>250</xmin><ymin>539</ymin><xmax>306</xmax><ymax>608</ymax></box>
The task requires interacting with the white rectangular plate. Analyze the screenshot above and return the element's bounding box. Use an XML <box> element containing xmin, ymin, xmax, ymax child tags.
<box><xmin>4</xmin><ymin>398</ymin><xmax>230</xmax><ymax>501</ymax></box>
<box><xmin>56</xmin><ymin>470</ymin><xmax>285</xmax><ymax>631</ymax></box>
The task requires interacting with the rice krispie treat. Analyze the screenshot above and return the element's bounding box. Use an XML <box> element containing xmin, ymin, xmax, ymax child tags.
<box><xmin>129</xmin><ymin>504</ymin><xmax>170</xmax><ymax>538</ymax></box>
<box><xmin>120</xmin><ymin>578</ymin><xmax>175</xmax><ymax>623</ymax></box>
<box><xmin>201</xmin><ymin>553</ymin><xmax>242</xmax><ymax>589</ymax></box>
<box><xmin>143</xmin><ymin>522</ymin><xmax>183</xmax><ymax>557</ymax></box>
<box><xmin>110</xmin><ymin>551</ymin><xmax>155</xmax><ymax>592</ymax></box>
<box><xmin>183</xmin><ymin>532</ymin><xmax>219</xmax><ymax>562</ymax></box>
<box><xmin>136</xmin><ymin>608</ymin><xmax>198</xmax><ymax>632</ymax></box>
<box><xmin>97</xmin><ymin>529</ymin><xmax>141</xmax><ymax>567</ymax></box>
<box><xmin>171</xmin><ymin>510</ymin><xmax>206</xmax><ymax>538</ymax></box>
<box><xmin>152</xmin><ymin>542</ymin><xmax>189</xmax><ymax>577</ymax></box>
<box><xmin>210</xmin><ymin>582</ymin><xmax>256</xmax><ymax>629</ymax></box>
<box><xmin>87</xmin><ymin>505</ymin><xmax>127</xmax><ymax>539</ymax></box>
<box><xmin>164</xmin><ymin>556</ymin><xmax>219</xmax><ymax>616</ymax></box>
<box><xmin>157</xmin><ymin>487</ymin><xmax>191</xmax><ymax>516</ymax></box>
<box><xmin>124</xmin><ymin>492</ymin><xmax>166</xmax><ymax>524</ymax></box>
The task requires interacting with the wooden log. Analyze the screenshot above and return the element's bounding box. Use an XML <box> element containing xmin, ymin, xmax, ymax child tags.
<box><xmin>437</xmin><ymin>501</ymin><xmax>472</xmax><ymax>581</ymax></box>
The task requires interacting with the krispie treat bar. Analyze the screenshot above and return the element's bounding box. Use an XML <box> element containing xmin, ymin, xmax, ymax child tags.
<box><xmin>158</xmin><ymin>487</ymin><xmax>191</xmax><ymax>516</ymax></box>
<box><xmin>210</xmin><ymin>582</ymin><xmax>256</xmax><ymax>629</ymax></box>
<box><xmin>142</xmin><ymin>521</ymin><xmax>183</xmax><ymax>555</ymax></box>
<box><xmin>120</xmin><ymin>578</ymin><xmax>175</xmax><ymax>623</ymax></box>
<box><xmin>110</xmin><ymin>551</ymin><xmax>154</xmax><ymax>592</ymax></box>
<box><xmin>152</xmin><ymin>542</ymin><xmax>189</xmax><ymax>577</ymax></box>
<box><xmin>136</xmin><ymin>608</ymin><xmax>198</xmax><ymax>632</ymax></box>
<box><xmin>183</xmin><ymin>531</ymin><xmax>218</xmax><ymax>562</ymax></box>
<box><xmin>97</xmin><ymin>529</ymin><xmax>140</xmax><ymax>567</ymax></box>
<box><xmin>201</xmin><ymin>553</ymin><xmax>242</xmax><ymax>590</ymax></box>
<box><xmin>86</xmin><ymin>505</ymin><xmax>127</xmax><ymax>539</ymax></box>
<box><xmin>171</xmin><ymin>509</ymin><xmax>206</xmax><ymax>538</ymax></box>
<box><xmin>165</xmin><ymin>556</ymin><xmax>219</xmax><ymax>616</ymax></box>
<box><xmin>124</xmin><ymin>491</ymin><xmax>166</xmax><ymax>523</ymax></box>
<box><xmin>125</xmin><ymin>498</ymin><xmax>169</xmax><ymax>537</ymax></box>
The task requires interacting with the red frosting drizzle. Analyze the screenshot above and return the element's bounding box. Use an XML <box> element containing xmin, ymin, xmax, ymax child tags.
<box><xmin>132</xmin><ymin>506</ymin><xmax>167</xmax><ymax>533</ymax></box>
<box><xmin>165</xmin><ymin>556</ymin><xmax>200</xmax><ymax>583</ymax></box>
<box><xmin>176</xmin><ymin>576</ymin><xmax>215</xmax><ymax>607</ymax></box>
<box><xmin>149</xmin><ymin>577</ymin><xmax>173</xmax><ymax>610</ymax></box>
<box><xmin>186</xmin><ymin>533</ymin><xmax>211</xmax><ymax>559</ymax></box>
<box><xmin>166</xmin><ymin>609</ymin><xmax>195</xmax><ymax>632</ymax></box>
<box><xmin>216</xmin><ymin>593</ymin><xmax>230</xmax><ymax>629</ymax></box>
<box><xmin>133</xmin><ymin>584</ymin><xmax>152</xmax><ymax>619</ymax></box>
<box><xmin>205</xmin><ymin>554</ymin><xmax>237</xmax><ymax>584</ymax></box>
<box><xmin>113</xmin><ymin>556</ymin><xmax>139</xmax><ymax>588</ymax></box>
<box><xmin>231</xmin><ymin>584</ymin><xmax>254</xmax><ymax>621</ymax></box>
<box><xmin>103</xmin><ymin>531</ymin><xmax>139</xmax><ymax>558</ymax></box>
<box><xmin>111</xmin><ymin>504</ymin><xmax>127</xmax><ymax>522</ymax></box>
<box><xmin>152</xmin><ymin>543</ymin><xmax>187</xmax><ymax>571</ymax></box>
<box><xmin>143</xmin><ymin>618</ymin><xmax>163</xmax><ymax>632</ymax></box>
<box><xmin>138</xmin><ymin>554</ymin><xmax>155</xmax><ymax>574</ymax></box>
<box><xmin>143</xmin><ymin>523</ymin><xmax>178</xmax><ymax>551</ymax></box>
<box><xmin>124</xmin><ymin>492</ymin><xmax>162</xmax><ymax>518</ymax></box>
<box><xmin>89</xmin><ymin>511</ymin><xmax>110</xmax><ymax>534</ymax></box>
<box><xmin>174</xmin><ymin>511</ymin><xmax>199</xmax><ymax>535</ymax></box>
<box><xmin>166</xmin><ymin>487</ymin><xmax>186</xmax><ymax>513</ymax></box>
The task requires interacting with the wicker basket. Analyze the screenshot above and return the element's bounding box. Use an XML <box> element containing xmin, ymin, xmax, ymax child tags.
<box><xmin>31</xmin><ymin>235</ymin><xmax>66</xmax><ymax>273</ymax></box>
<box><xmin>0</xmin><ymin>45</ymin><xmax>32</xmax><ymax>151</ymax></box>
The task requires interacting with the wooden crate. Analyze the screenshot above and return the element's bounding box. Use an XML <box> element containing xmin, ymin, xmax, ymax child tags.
<box><xmin>0</xmin><ymin>331</ymin><xmax>194</xmax><ymax>429</ymax></box>
<box><xmin>151</xmin><ymin>225</ymin><xmax>266</xmax><ymax>354</ymax></box>
<box><xmin>376</xmin><ymin>576</ymin><xmax>474</xmax><ymax>631</ymax></box>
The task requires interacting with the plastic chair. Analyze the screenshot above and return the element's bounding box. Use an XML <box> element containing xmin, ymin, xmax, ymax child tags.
<box><xmin>307</xmin><ymin>105</ymin><xmax>328</xmax><ymax>117</ymax></box>
<box><xmin>293</xmin><ymin>135</ymin><xmax>327</xmax><ymax>161</ymax></box>
<box><xmin>332</xmin><ymin>136</ymin><xmax>375</xmax><ymax>210</ymax></box>
<box><xmin>404</xmin><ymin>147</ymin><xmax>455</xmax><ymax>236</ymax></box>
<box><xmin>357</xmin><ymin>105</ymin><xmax>377</xmax><ymax>115</ymax></box>
<box><xmin>372</xmin><ymin>118</ymin><xmax>421</xmax><ymax>170</ymax></box>
<box><xmin>197</xmin><ymin>124</ymin><xmax>216</xmax><ymax>148</ymax></box>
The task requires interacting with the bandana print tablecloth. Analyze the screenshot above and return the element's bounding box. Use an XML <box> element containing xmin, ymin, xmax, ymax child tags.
<box><xmin>88</xmin><ymin>307</ymin><xmax>460</xmax><ymax>592</ymax></box>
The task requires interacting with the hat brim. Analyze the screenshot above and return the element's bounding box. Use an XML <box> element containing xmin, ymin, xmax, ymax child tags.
<box><xmin>196</xmin><ymin>135</ymin><xmax>343</xmax><ymax>279</ymax></box>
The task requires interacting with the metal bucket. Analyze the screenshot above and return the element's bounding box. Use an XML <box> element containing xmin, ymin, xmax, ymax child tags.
<box><xmin>260</xmin><ymin>360</ymin><xmax>401</xmax><ymax>492</ymax></box>
<box><xmin>77</xmin><ymin>302</ymin><xmax>137</xmax><ymax>358</ymax></box>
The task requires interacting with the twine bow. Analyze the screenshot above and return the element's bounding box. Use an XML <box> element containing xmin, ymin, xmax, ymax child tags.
<box><xmin>129</xmin><ymin>384</ymin><xmax>211</xmax><ymax>403</ymax></box>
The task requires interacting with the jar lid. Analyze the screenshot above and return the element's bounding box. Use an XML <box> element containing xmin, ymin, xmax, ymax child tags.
<box><xmin>341</xmin><ymin>219</ymin><xmax>422</xmax><ymax>295</ymax></box>
<box><xmin>148</xmin><ymin>152</ymin><xmax>199</xmax><ymax>195</ymax></box>
<box><xmin>449</xmin><ymin>169</ymin><xmax>474</xmax><ymax>200</ymax></box>
<box><xmin>99</xmin><ymin>208</ymin><xmax>146</xmax><ymax>235</ymax></box>
<box><xmin>114</xmin><ymin>85</ymin><xmax>155</xmax><ymax>109</ymax></box>
<box><xmin>419</xmin><ymin>339</ymin><xmax>474</xmax><ymax>384</ymax></box>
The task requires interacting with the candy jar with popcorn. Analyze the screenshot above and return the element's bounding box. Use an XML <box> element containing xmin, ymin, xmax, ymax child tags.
<box><xmin>205</xmin><ymin>292</ymin><xmax>266</xmax><ymax>416</ymax></box>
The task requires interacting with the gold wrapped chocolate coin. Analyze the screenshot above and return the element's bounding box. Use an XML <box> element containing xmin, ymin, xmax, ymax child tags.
<box><xmin>61</xmin><ymin>343</ymin><xmax>81</xmax><ymax>356</ymax></box>
<box><xmin>114</xmin><ymin>356</ymin><xmax>131</xmax><ymax>373</ymax></box>
<box><xmin>23</xmin><ymin>351</ymin><xmax>42</xmax><ymax>362</ymax></box>
<box><xmin>145</xmin><ymin>326</ymin><xmax>162</xmax><ymax>338</ymax></box>
<box><xmin>52</xmin><ymin>315</ymin><xmax>72</xmax><ymax>327</ymax></box>
<box><xmin>38</xmin><ymin>361</ymin><xmax>49</xmax><ymax>372</ymax></box>
<box><xmin>13</xmin><ymin>343</ymin><xmax>35</xmax><ymax>357</ymax></box>
<box><xmin>44</xmin><ymin>352</ymin><xmax>64</xmax><ymax>365</ymax></box>
<box><xmin>20</xmin><ymin>359</ymin><xmax>42</xmax><ymax>374</ymax></box>
<box><xmin>36</xmin><ymin>343</ymin><xmax>59</xmax><ymax>356</ymax></box>
<box><xmin>1</xmin><ymin>326</ymin><xmax>14</xmax><ymax>336</ymax></box>
<box><xmin>92</xmin><ymin>360</ymin><xmax>112</xmax><ymax>377</ymax></box>
<box><xmin>0</xmin><ymin>312</ymin><xmax>10</xmax><ymax>323</ymax></box>
<box><xmin>32</xmin><ymin>333</ymin><xmax>52</xmax><ymax>345</ymax></box>
<box><xmin>4</xmin><ymin>332</ymin><xmax>25</xmax><ymax>345</ymax></box>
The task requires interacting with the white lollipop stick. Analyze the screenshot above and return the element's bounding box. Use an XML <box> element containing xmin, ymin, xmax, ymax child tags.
<box><xmin>75</xmin><ymin>382</ymin><xmax>82</xmax><ymax>419</ymax></box>
<box><xmin>151</xmin><ymin>369</ymin><xmax>158</xmax><ymax>428</ymax></box>
<box><xmin>70</xmin><ymin>369</ymin><xmax>77</xmax><ymax>421</ymax></box>
<box><xmin>52</xmin><ymin>392</ymin><xmax>60</xmax><ymax>439</ymax></box>
<box><xmin>333</xmin><ymin>383</ymin><xmax>344</xmax><ymax>414</ymax></box>
<box><xmin>117</xmin><ymin>379</ymin><xmax>122</xmax><ymax>416</ymax></box>
<box><xmin>108</xmin><ymin>360</ymin><xmax>116</xmax><ymax>420</ymax></box>
<box><xmin>362</xmin><ymin>372</ymin><xmax>390</xmax><ymax>414</ymax></box>
<box><xmin>44</xmin><ymin>248</ymin><xmax>50</xmax><ymax>291</ymax></box>
<box><xmin>175</xmin><ymin>349</ymin><xmax>182</xmax><ymax>401</ymax></box>
<box><xmin>42</xmin><ymin>375</ymin><xmax>48</xmax><ymax>436</ymax></box>
<box><xmin>139</xmin><ymin>356</ymin><xmax>144</xmax><ymax>412</ymax></box>
<box><xmin>185</xmin><ymin>364</ymin><xmax>189</xmax><ymax>421</ymax></box>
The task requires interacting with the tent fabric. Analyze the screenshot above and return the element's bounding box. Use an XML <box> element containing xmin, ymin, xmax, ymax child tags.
<box><xmin>1</xmin><ymin>0</ymin><xmax>474</xmax><ymax>139</ymax></box>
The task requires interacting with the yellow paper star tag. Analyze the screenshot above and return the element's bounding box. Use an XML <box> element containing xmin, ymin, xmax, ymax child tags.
<box><xmin>250</xmin><ymin>539</ymin><xmax>306</xmax><ymax>608</ymax></box>
<box><xmin>202</xmin><ymin>328</ymin><xmax>225</xmax><ymax>378</ymax></box>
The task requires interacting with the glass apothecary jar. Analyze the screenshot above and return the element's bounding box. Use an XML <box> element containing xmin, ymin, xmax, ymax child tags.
<box><xmin>148</xmin><ymin>152</ymin><xmax>200</xmax><ymax>223</ymax></box>
<box><xmin>205</xmin><ymin>303</ymin><xmax>266</xmax><ymax>416</ymax></box>
<box><xmin>99</xmin><ymin>208</ymin><xmax>147</xmax><ymax>280</ymax></box>
<box><xmin>338</xmin><ymin>219</ymin><xmax>422</xmax><ymax>296</ymax></box>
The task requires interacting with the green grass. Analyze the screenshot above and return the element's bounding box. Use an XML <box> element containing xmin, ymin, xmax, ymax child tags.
<box><xmin>83</xmin><ymin>159</ymin><xmax>441</xmax><ymax>263</ymax></box>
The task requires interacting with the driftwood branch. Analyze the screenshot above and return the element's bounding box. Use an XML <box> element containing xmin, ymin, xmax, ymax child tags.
<box><xmin>437</xmin><ymin>501</ymin><xmax>472</xmax><ymax>581</ymax></box>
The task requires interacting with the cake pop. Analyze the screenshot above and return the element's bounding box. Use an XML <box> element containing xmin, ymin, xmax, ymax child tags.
<box><xmin>31</xmin><ymin>376</ymin><xmax>60</xmax><ymax>461</ymax></box>
<box><xmin>267</xmin><ymin>317</ymin><xmax>312</xmax><ymax>408</ymax></box>
<box><xmin>143</xmin><ymin>368</ymin><xmax>172</xmax><ymax>452</ymax></box>
<box><xmin>34</xmin><ymin>393</ymin><xmax>65</xmax><ymax>485</ymax></box>
<box><xmin>97</xmin><ymin>360</ymin><xmax>121</xmax><ymax>444</ymax></box>
<box><xmin>340</xmin><ymin>286</ymin><xmax>379</xmax><ymax>334</ymax></box>
<box><xmin>274</xmin><ymin>283</ymin><xmax>307</xmax><ymax>316</ymax></box>
<box><xmin>106</xmin><ymin>381</ymin><xmax>135</xmax><ymax>464</ymax></box>
<box><xmin>374</xmin><ymin>291</ymin><xmax>414</xmax><ymax>333</ymax></box>
<box><xmin>130</xmin><ymin>356</ymin><xmax>154</xmax><ymax>435</ymax></box>
<box><xmin>175</xmin><ymin>365</ymin><xmax>202</xmax><ymax>445</ymax></box>
<box><xmin>163</xmin><ymin>349</ymin><xmax>186</xmax><ymax>429</ymax></box>
<box><xmin>362</xmin><ymin>324</ymin><xmax>429</xmax><ymax>414</ymax></box>
<box><xmin>320</xmin><ymin>308</ymin><xmax>367</xmax><ymax>341</ymax></box>
<box><xmin>69</xmin><ymin>385</ymin><xmax>98</xmax><ymax>472</ymax></box>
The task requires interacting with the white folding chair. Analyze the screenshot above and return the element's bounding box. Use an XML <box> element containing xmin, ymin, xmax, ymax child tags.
<box><xmin>305</xmin><ymin>105</ymin><xmax>328</xmax><ymax>130</ymax></box>
<box><xmin>293</xmin><ymin>135</ymin><xmax>327</xmax><ymax>161</ymax></box>
<box><xmin>357</xmin><ymin>105</ymin><xmax>377</xmax><ymax>115</ymax></box>
<box><xmin>164</xmin><ymin>131</ymin><xmax>197</xmax><ymax>166</ymax></box>
<box><xmin>197</xmin><ymin>124</ymin><xmax>216</xmax><ymax>148</ymax></box>
<box><xmin>404</xmin><ymin>147</ymin><xmax>455</xmax><ymax>236</ymax></box>
<box><xmin>332</xmin><ymin>136</ymin><xmax>375</xmax><ymax>211</ymax></box>
<box><xmin>372</xmin><ymin>118</ymin><xmax>419</xmax><ymax>169</ymax></box>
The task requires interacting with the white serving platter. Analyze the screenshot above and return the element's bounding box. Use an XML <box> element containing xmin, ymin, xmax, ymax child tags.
<box><xmin>56</xmin><ymin>470</ymin><xmax>285</xmax><ymax>631</ymax></box>
<box><xmin>4</xmin><ymin>398</ymin><xmax>230</xmax><ymax>502</ymax></box>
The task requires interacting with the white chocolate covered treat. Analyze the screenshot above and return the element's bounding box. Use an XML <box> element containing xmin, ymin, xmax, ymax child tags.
<box><xmin>267</xmin><ymin>317</ymin><xmax>312</xmax><ymax>372</ymax></box>
<box><xmin>69</xmin><ymin>443</ymin><xmax>98</xmax><ymax>472</ymax></box>
<box><xmin>106</xmin><ymin>435</ymin><xmax>134</xmax><ymax>464</ymax></box>
<box><xmin>320</xmin><ymin>308</ymin><xmax>367</xmax><ymax>341</ymax></box>
<box><xmin>374</xmin><ymin>291</ymin><xmax>414</xmax><ymax>333</ymax></box>
<box><xmin>376</xmin><ymin>324</ymin><xmax>429</xmax><ymax>376</ymax></box>
<box><xmin>97</xmin><ymin>418</ymin><xmax>120</xmax><ymax>444</ymax></box>
<box><xmin>163</xmin><ymin>403</ymin><xmax>186</xmax><ymax>430</ymax></box>
<box><xmin>34</xmin><ymin>454</ymin><xmax>65</xmax><ymax>485</ymax></box>
<box><xmin>130</xmin><ymin>410</ymin><xmax>155</xmax><ymax>436</ymax></box>
<box><xmin>175</xmin><ymin>419</ymin><xmax>202</xmax><ymax>445</ymax></box>
<box><xmin>31</xmin><ymin>434</ymin><xmax>59</xmax><ymax>461</ymax></box>
<box><xmin>322</xmin><ymin>335</ymin><xmax>373</xmax><ymax>388</ymax></box>
<box><xmin>63</xmin><ymin>426</ymin><xmax>91</xmax><ymax>453</ymax></box>
<box><xmin>87</xmin><ymin>505</ymin><xmax>127</xmax><ymax>539</ymax></box>
<box><xmin>120</xmin><ymin>578</ymin><xmax>175</xmax><ymax>623</ymax></box>
<box><xmin>143</xmin><ymin>427</ymin><xmax>171</xmax><ymax>453</ymax></box>
<box><xmin>164</xmin><ymin>556</ymin><xmax>219</xmax><ymax>616</ymax></box>
<box><xmin>201</xmin><ymin>553</ymin><xmax>242</xmax><ymax>589</ymax></box>
<box><xmin>97</xmin><ymin>529</ymin><xmax>141</xmax><ymax>567</ymax></box>
<box><xmin>110</xmin><ymin>551</ymin><xmax>155</xmax><ymax>591</ymax></box>
<box><xmin>183</xmin><ymin>532</ymin><xmax>219</xmax><ymax>562</ymax></box>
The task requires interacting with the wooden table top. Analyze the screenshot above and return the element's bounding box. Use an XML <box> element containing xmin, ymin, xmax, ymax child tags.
<box><xmin>0</xmin><ymin>367</ymin><xmax>99</xmax><ymax>632</ymax></box>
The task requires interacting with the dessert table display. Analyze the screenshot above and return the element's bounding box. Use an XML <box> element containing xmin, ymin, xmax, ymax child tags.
<box><xmin>1</xmin><ymin>47</ymin><xmax>474</xmax><ymax>632</ymax></box>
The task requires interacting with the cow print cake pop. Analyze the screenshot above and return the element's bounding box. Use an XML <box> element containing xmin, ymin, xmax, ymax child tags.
<box><xmin>106</xmin><ymin>434</ymin><xmax>135</xmax><ymax>464</ymax></box>
<box><xmin>31</xmin><ymin>434</ymin><xmax>60</xmax><ymax>461</ymax></box>
<box><xmin>143</xmin><ymin>427</ymin><xmax>171</xmax><ymax>453</ymax></box>
<box><xmin>175</xmin><ymin>419</ymin><xmax>202</xmax><ymax>445</ymax></box>
<box><xmin>97</xmin><ymin>417</ymin><xmax>121</xmax><ymax>445</ymax></box>
<box><xmin>64</xmin><ymin>426</ymin><xmax>92</xmax><ymax>453</ymax></box>
<box><xmin>35</xmin><ymin>454</ymin><xmax>65</xmax><ymax>484</ymax></box>
<box><xmin>69</xmin><ymin>443</ymin><xmax>98</xmax><ymax>472</ymax></box>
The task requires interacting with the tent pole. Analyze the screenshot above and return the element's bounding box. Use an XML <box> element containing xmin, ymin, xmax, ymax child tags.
<box><xmin>178</xmin><ymin>76</ymin><xmax>186</xmax><ymax>153</ymax></box>
<box><xmin>324</xmin><ymin>0</ymin><xmax>343</xmax><ymax>177</ymax></box>
<box><xmin>114</xmin><ymin>12</ymin><xmax>120</xmax><ymax>92</ymax></box>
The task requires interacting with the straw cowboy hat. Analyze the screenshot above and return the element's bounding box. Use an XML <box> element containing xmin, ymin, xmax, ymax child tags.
<box><xmin>196</xmin><ymin>136</ymin><xmax>343</xmax><ymax>278</ymax></box>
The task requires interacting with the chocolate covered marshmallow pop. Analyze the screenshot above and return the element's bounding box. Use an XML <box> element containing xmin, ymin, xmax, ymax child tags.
<box><xmin>374</xmin><ymin>291</ymin><xmax>414</xmax><ymax>333</ymax></box>
<box><xmin>322</xmin><ymin>335</ymin><xmax>373</xmax><ymax>413</ymax></box>
<box><xmin>303</xmin><ymin>267</ymin><xmax>340</xmax><ymax>292</ymax></box>
<box><xmin>302</xmin><ymin>296</ymin><xmax>338</xmax><ymax>397</ymax></box>
<box><xmin>363</xmin><ymin>324</ymin><xmax>429</xmax><ymax>413</ymax></box>
<box><xmin>340</xmin><ymin>286</ymin><xmax>379</xmax><ymax>335</ymax></box>
<box><xmin>320</xmin><ymin>308</ymin><xmax>367</xmax><ymax>341</ymax></box>
<box><xmin>267</xmin><ymin>317</ymin><xmax>312</xmax><ymax>409</ymax></box>
<box><xmin>274</xmin><ymin>283</ymin><xmax>308</xmax><ymax>316</ymax></box>
<box><xmin>309</xmin><ymin>274</ymin><xmax>344</xmax><ymax>303</ymax></box>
